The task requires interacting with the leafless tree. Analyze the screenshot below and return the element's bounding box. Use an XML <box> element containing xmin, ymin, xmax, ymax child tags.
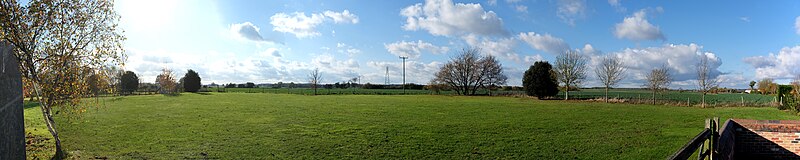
<box><xmin>555</xmin><ymin>50</ymin><xmax>587</xmax><ymax>100</ymax></box>
<box><xmin>645</xmin><ymin>65</ymin><xmax>672</xmax><ymax>105</ymax></box>
<box><xmin>434</xmin><ymin>48</ymin><xmax>507</xmax><ymax>95</ymax></box>
<box><xmin>309</xmin><ymin>68</ymin><xmax>322</xmax><ymax>95</ymax></box>
<box><xmin>757</xmin><ymin>78</ymin><xmax>774</xmax><ymax>95</ymax></box>
<box><xmin>696</xmin><ymin>55</ymin><xmax>719</xmax><ymax>108</ymax></box>
<box><xmin>594</xmin><ymin>54</ymin><xmax>626</xmax><ymax>103</ymax></box>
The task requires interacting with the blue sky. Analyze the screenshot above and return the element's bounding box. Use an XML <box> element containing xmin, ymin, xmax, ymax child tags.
<box><xmin>116</xmin><ymin>0</ymin><xmax>800</xmax><ymax>89</ymax></box>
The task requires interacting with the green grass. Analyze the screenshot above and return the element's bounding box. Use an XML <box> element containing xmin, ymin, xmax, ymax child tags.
<box><xmin>558</xmin><ymin>89</ymin><xmax>775</xmax><ymax>104</ymax></box>
<box><xmin>24</xmin><ymin>93</ymin><xmax>798</xmax><ymax>159</ymax></box>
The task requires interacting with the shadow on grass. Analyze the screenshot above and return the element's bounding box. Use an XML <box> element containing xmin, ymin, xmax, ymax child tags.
<box><xmin>191</xmin><ymin>92</ymin><xmax>213</xmax><ymax>95</ymax></box>
<box><xmin>24</xmin><ymin>101</ymin><xmax>40</xmax><ymax>109</ymax></box>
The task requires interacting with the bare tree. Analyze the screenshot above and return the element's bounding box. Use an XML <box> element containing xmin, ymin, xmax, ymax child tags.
<box><xmin>645</xmin><ymin>65</ymin><xmax>672</xmax><ymax>105</ymax></box>
<box><xmin>594</xmin><ymin>54</ymin><xmax>626</xmax><ymax>103</ymax></box>
<box><xmin>434</xmin><ymin>48</ymin><xmax>506</xmax><ymax>95</ymax></box>
<box><xmin>695</xmin><ymin>55</ymin><xmax>719</xmax><ymax>108</ymax></box>
<box><xmin>309</xmin><ymin>68</ymin><xmax>322</xmax><ymax>95</ymax></box>
<box><xmin>555</xmin><ymin>50</ymin><xmax>587</xmax><ymax>100</ymax></box>
<box><xmin>757</xmin><ymin>78</ymin><xmax>774</xmax><ymax>95</ymax></box>
<box><xmin>481</xmin><ymin>55</ymin><xmax>507</xmax><ymax>95</ymax></box>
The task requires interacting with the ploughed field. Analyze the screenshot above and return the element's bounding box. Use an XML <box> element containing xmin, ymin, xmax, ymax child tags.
<box><xmin>24</xmin><ymin>93</ymin><xmax>798</xmax><ymax>159</ymax></box>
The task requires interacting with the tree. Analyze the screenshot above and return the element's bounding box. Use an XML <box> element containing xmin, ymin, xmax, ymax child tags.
<box><xmin>434</xmin><ymin>48</ymin><xmax>507</xmax><ymax>95</ymax></box>
<box><xmin>120</xmin><ymin>71</ymin><xmax>139</xmax><ymax>95</ymax></box>
<box><xmin>749</xmin><ymin>80</ymin><xmax>757</xmax><ymax>92</ymax></box>
<box><xmin>645</xmin><ymin>66</ymin><xmax>672</xmax><ymax>105</ymax></box>
<box><xmin>183</xmin><ymin>69</ymin><xmax>201</xmax><ymax>92</ymax></box>
<box><xmin>523</xmin><ymin>61</ymin><xmax>559</xmax><ymax>99</ymax></box>
<box><xmin>0</xmin><ymin>0</ymin><xmax>125</xmax><ymax>156</ymax></box>
<box><xmin>757</xmin><ymin>78</ymin><xmax>774</xmax><ymax>95</ymax></box>
<box><xmin>156</xmin><ymin>68</ymin><xmax>178</xmax><ymax>95</ymax></box>
<box><xmin>695</xmin><ymin>55</ymin><xmax>719</xmax><ymax>108</ymax></box>
<box><xmin>594</xmin><ymin>55</ymin><xmax>626</xmax><ymax>103</ymax></box>
<box><xmin>309</xmin><ymin>68</ymin><xmax>322</xmax><ymax>95</ymax></box>
<box><xmin>554</xmin><ymin>50</ymin><xmax>587</xmax><ymax>100</ymax></box>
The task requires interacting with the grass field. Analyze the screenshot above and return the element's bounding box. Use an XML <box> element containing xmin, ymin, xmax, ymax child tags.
<box><xmin>24</xmin><ymin>93</ymin><xmax>797</xmax><ymax>159</ymax></box>
<box><xmin>215</xmin><ymin>87</ymin><xmax>776</xmax><ymax>105</ymax></box>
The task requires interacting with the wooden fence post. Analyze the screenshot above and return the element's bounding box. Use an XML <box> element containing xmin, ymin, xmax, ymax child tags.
<box><xmin>0</xmin><ymin>42</ymin><xmax>25</xmax><ymax>159</ymax></box>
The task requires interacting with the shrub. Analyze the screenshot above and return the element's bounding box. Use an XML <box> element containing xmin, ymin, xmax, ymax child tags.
<box><xmin>523</xmin><ymin>61</ymin><xmax>559</xmax><ymax>99</ymax></box>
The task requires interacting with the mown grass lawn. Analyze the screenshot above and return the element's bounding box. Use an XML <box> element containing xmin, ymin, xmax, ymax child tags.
<box><xmin>24</xmin><ymin>93</ymin><xmax>799</xmax><ymax>159</ymax></box>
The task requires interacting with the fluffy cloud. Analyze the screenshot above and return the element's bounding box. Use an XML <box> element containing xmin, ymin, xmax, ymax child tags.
<box><xmin>608</xmin><ymin>43</ymin><xmax>721</xmax><ymax>85</ymax></box>
<box><xmin>384</xmin><ymin>40</ymin><xmax>450</xmax><ymax>59</ymax></box>
<box><xmin>487</xmin><ymin>0</ymin><xmax>497</xmax><ymax>6</ymax></box>
<box><xmin>744</xmin><ymin>45</ymin><xmax>800</xmax><ymax>80</ymax></box>
<box><xmin>366</xmin><ymin>60</ymin><xmax>443</xmax><ymax>84</ymax></box>
<box><xmin>270</xmin><ymin>10</ymin><xmax>359</xmax><ymax>38</ymax></box>
<box><xmin>517</xmin><ymin>32</ymin><xmax>571</xmax><ymax>54</ymax></box>
<box><xmin>515</xmin><ymin>5</ymin><xmax>528</xmax><ymax>13</ymax></box>
<box><xmin>463</xmin><ymin>34</ymin><xmax>520</xmax><ymax>62</ymax></box>
<box><xmin>557</xmin><ymin>0</ymin><xmax>586</xmax><ymax>26</ymax></box>
<box><xmin>523</xmin><ymin>54</ymin><xmax>545</xmax><ymax>64</ymax></box>
<box><xmin>401</xmin><ymin>0</ymin><xmax>508</xmax><ymax>37</ymax></box>
<box><xmin>795</xmin><ymin>16</ymin><xmax>800</xmax><ymax>35</ymax></box>
<box><xmin>614</xmin><ymin>9</ymin><xmax>665</xmax><ymax>41</ymax></box>
<box><xmin>323</xmin><ymin>10</ymin><xmax>359</xmax><ymax>24</ymax></box>
<box><xmin>607</xmin><ymin>0</ymin><xmax>626</xmax><ymax>12</ymax></box>
<box><xmin>335</xmin><ymin>43</ymin><xmax>362</xmax><ymax>56</ymax></box>
<box><xmin>229</xmin><ymin>22</ymin><xmax>282</xmax><ymax>44</ymax></box>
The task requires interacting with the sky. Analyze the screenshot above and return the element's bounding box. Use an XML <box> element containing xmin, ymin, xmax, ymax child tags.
<box><xmin>115</xmin><ymin>0</ymin><xmax>800</xmax><ymax>89</ymax></box>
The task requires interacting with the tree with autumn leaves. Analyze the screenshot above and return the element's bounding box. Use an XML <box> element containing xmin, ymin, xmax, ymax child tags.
<box><xmin>0</xmin><ymin>0</ymin><xmax>125</xmax><ymax>158</ymax></box>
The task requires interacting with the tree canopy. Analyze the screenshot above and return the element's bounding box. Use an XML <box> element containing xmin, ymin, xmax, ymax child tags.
<box><xmin>434</xmin><ymin>48</ymin><xmax>507</xmax><ymax>95</ymax></box>
<box><xmin>183</xmin><ymin>69</ymin><xmax>201</xmax><ymax>92</ymax></box>
<box><xmin>120</xmin><ymin>71</ymin><xmax>139</xmax><ymax>95</ymax></box>
<box><xmin>523</xmin><ymin>61</ymin><xmax>559</xmax><ymax>99</ymax></box>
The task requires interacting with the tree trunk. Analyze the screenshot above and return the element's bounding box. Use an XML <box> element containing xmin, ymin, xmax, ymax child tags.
<box><xmin>32</xmin><ymin>83</ymin><xmax>65</xmax><ymax>159</ymax></box>
<box><xmin>652</xmin><ymin>90</ymin><xmax>656</xmax><ymax>105</ymax></box>
<box><xmin>701</xmin><ymin>92</ymin><xmax>706</xmax><ymax>108</ymax></box>
<box><xmin>605</xmin><ymin>87</ymin><xmax>609</xmax><ymax>103</ymax></box>
<box><xmin>565</xmin><ymin>84</ymin><xmax>570</xmax><ymax>100</ymax></box>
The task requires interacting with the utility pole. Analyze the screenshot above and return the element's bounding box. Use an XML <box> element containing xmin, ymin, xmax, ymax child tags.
<box><xmin>399</xmin><ymin>56</ymin><xmax>408</xmax><ymax>94</ymax></box>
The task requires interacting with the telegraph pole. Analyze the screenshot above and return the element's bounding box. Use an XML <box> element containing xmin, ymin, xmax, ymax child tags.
<box><xmin>399</xmin><ymin>56</ymin><xmax>408</xmax><ymax>94</ymax></box>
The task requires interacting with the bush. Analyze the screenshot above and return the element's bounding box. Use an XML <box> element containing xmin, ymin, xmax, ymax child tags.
<box><xmin>183</xmin><ymin>69</ymin><xmax>202</xmax><ymax>92</ymax></box>
<box><xmin>523</xmin><ymin>61</ymin><xmax>559</xmax><ymax>99</ymax></box>
<box><xmin>120</xmin><ymin>71</ymin><xmax>139</xmax><ymax>95</ymax></box>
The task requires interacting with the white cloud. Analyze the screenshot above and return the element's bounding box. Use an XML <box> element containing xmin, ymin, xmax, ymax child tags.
<box><xmin>401</xmin><ymin>0</ymin><xmax>508</xmax><ymax>37</ymax></box>
<box><xmin>739</xmin><ymin>16</ymin><xmax>751</xmax><ymax>22</ymax></box>
<box><xmin>608</xmin><ymin>44</ymin><xmax>721</xmax><ymax>86</ymax></box>
<box><xmin>261</xmin><ymin>48</ymin><xmax>281</xmax><ymax>57</ymax></box>
<box><xmin>524</xmin><ymin>54</ymin><xmax>545</xmax><ymax>64</ymax></box>
<box><xmin>795</xmin><ymin>16</ymin><xmax>800</xmax><ymax>35</ymax></box>
<box><xmin>614</xmin><ymin>9</ymin><xmax>665</xmax><ymax>41</ymax></box>
<box><xmin>608</xmin><ymin>0</ymin><xmax>621</xmax><ymax>6</ymax></box>
<box><xmin>463</xmin><ymin>34</ymin><xmax>520</xmax><ymax>62</ymax></box>
<box><xmin>270</xmin><ymin>10</ymin><xmax>359</xmax><ymax>38</ymax></box>
<box><xmin>366</xmin><ymin>60</ymin><xmax>443</xmax><ymax>84</ymax></box>
<box><xmin>557</xmin><ymin>0</ymin><xmax>586</xmax><ymax>26</ymax></box>
<box><xmin>517</xmin><ymin>32</ymin><xmax>571</xmax><ymax>54</ymax></box>
<box><xmin>515</xmin><ymin>5</ymin><xmax>528</xmax><ymax>13</ymax></box>
<box><xmin>270</xmin><ymin>12</ymin><xmax>325</xmax><ymax>38</ymax></box>
<box><xmin>384</xmin><ymin>40</ymin><xmax>450</xmax><ymax>59</ymax></box>
<box><xmin>229</xmin><ymin>22</ymin><xmax>283</xmax><ymax>44</ymax></box>
<box><xmin>607</xmin><ymin>0</ymin><xmax>626</xmax><ymax>12</ymax></box>
<box><xmin>744</xmin><ymin>45</ymin><xmax>800</xmax><ymax>80</ymax></box>
<box><xmin>323</xmin><ymin>10</ymin><xmax>359</xmax><ymax>24</ymax></box>
<box><xmin>487</xmin><ymin>0</ymin><xmax>497</xmax><ymax>6</ymax></box>
<box><xmin>335</xmin><ymin>43</ymin><xmax>362</xmax><ymax>56</ymax></box>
